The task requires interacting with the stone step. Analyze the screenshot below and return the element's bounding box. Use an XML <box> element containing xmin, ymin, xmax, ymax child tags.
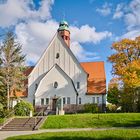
<box><xmin>0</xmin><ymin>117</ymin><xmax>43</xmax><ymax>131</ymax></box>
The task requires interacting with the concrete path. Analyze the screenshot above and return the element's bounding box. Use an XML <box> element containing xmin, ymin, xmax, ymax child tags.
<box><xmin>1</xmin><ymin>127</ymin><xmax>140</xmax><ymax>140</ymax></box>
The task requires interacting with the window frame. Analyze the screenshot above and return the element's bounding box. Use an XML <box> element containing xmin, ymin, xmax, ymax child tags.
<box><xmin>93</xmin><ymin>97</ymin><xmax>95</xmax><ymax>104</ymax></box>
<box><xmin>97</xmin><ymin>97</ymin><xmax>100</xmax><ymax>104</ymax></box>
<box><xmin>41</xmin><ymin>98</ymin><xmax>44</xmax><ymax>105</ymax></box>
<box><xmin>79</xmin><ymin>97</ymin><xmax>81</xmax><ymax>104</ymax></box>
<box><xmin>67</xmin><ymin>97</ymin><xmax>70</xmax><ymax>104</ymax></box>
<box><xmin>77</xmin><ymin>82</ymin><xmax>80</xmax><ymax>89</ymax></box>
<box><xmin>46</xmin><ymin>98</ymin><xmax>49</xmax><ymax>105</ymax></box>
<box><xmin>63</xmin><ymin>97</ymin><xmax>66</xmax><ymax>104</ymax></box>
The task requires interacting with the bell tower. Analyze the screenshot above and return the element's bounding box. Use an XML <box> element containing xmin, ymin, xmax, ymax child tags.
<box><xmin>58</xmin><ymin>20</ymin><xmax>70</xmax><ymax>48</ymax></box>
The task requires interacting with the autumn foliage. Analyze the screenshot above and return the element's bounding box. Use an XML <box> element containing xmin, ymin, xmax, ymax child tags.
<box><xmin>108</xmin><ymin>37</ymin><xmax>140</xmax><ymax>112</ymax></box>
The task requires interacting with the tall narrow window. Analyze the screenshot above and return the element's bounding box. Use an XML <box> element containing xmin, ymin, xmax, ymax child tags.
<box><xmin>33</xmin><ymin>99</ymin><xmax>35</xmax><ymax>106</ymax></box>
<box><xmin>93</xmin><ymin>97</ymin><xmax>95</xmax><ymax>104</ymax></box>
<box><xmin>46</xmin><ymin>98</ymin><xmax>49</xmax><ymax>105</ymax></box>
<box><xmin>63</xmin><ymin>97</ymin><xmax>66</xmax><ymax>104</ymax></box>
<box><xmin>35</xmin><ymin>84</ymin><xmax>38</xmax><ymax>91</ymax></box>
<box><xmin>79</xmin><ymin>97</ymin><xmax>81</xmax><ymax>104</ymax></box>
<box><xmin>77</xmin><ymin>82</ymin><xmax>80</xmax><ymax>89</ymax></box>
<box><xmin>97</xmin><ymin>97</ymin><xmax>100</xmax><ymax>104</ymax></box>
<box><xmin>41</xmin><ymin>98</ymin><xmax>44</xmax><ymax>105</ymax></box>
<box><xmin>67</xmin><ymin>97</ymin><xmax>70</xmax><ymax>104</ymax></box>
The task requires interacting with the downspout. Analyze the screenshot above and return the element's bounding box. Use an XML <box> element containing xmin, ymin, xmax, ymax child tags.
<box><xmin>76</xmin><ymin>93</ymin><xmax>78</xmax><ymax>113</ymax></box>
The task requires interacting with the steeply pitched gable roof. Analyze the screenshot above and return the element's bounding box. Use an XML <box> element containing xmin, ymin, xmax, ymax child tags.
<box><xmin>35</xmin><ymin>64</ymin><xmax>78</xmax><ymax>96</ymax></box>
<box><xmin>80</xmin><ymin>62</ymin><xmax>106</xmax><ymax>95</ymax></box>
<box><xmin>29</xmin><ymin>32</ymin><xmax>87</xmax><ymax>77</ymax></box>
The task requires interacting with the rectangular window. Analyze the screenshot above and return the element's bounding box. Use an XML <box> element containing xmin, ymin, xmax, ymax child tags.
<box><xmin>97</xmin><ymin>97</ymin><xmax>100</xmax><ymax>104</ymax></box>
<box><xmin>63</xmin><ymin>97</ymin><xmax>66</xmax><ymax>104</ymax></box>
<box><xmin>35</xmin><ymin>84</ymin><xmax>38</xmax><ymax>91</ymax></box>
<box><xmin>77</xmin><ymin>82</ymin><xmax>80</xmax><ymax>89</ymax></box>
<box><xmin>33</xmin><ymin>99</ymin><xmax>35</xmax><ymax>106</ymax></box>
<box><xmin>67</xmin><ymin>97</ymin><xmax>70</xmax><ymax>104</ymax></box>
<box><xmin>46</xmin><ymin>98</ymin><xmax>49</xmax><ymax>105</ymax></box>
<box><xmin>93</xmin><ymin>97</ymin><xmax>95</xmax><ymax>104</ymax></box>
<box><xmin>41</xmin><ymin>98</ymin><xmax>44</xmax><ymax>105</ymax></box>
<box><xmin>79</xmin><ymin>97</ymin><xmax>81</xmax><ymax>104</ymax></box>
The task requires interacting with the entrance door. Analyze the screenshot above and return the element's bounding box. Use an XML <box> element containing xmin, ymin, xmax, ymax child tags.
<box><xmin>52</xmin><ymin>99</ymin><xmax>57</xmax><ymax>111</ymax></box>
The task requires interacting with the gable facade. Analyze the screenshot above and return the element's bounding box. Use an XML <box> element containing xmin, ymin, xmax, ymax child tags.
<box><xmin>11</xmin><ymin>20</ymin><xmax>107</xmax><ymax>112</ymax></box>
<box><xmin>28</xmin><ymin>33</ymin><xmax>87</xmax><ymax>106</ymax></box>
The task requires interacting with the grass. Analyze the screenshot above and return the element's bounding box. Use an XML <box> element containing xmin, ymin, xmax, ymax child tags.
<box><xmin>41</xmin><ymin>113</ymin><xmax>140</xmax><ymax>129</ymax></box>
<box><xmin>6</xmin><ymin>129</ymin><xmax>140</xmax><ymax>140</ymax></box>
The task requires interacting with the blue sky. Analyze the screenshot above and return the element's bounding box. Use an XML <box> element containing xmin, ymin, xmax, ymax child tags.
<box><xmin>0</xmin><ymin>0</ymin><xmax>140</xmax><ymax>87</ymax></box>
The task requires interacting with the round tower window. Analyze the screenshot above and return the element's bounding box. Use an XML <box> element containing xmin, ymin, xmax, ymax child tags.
<box><xmin>54</xmin><ymin>82</ymin><xmax>58</xmax><ymax>88</ymax></box>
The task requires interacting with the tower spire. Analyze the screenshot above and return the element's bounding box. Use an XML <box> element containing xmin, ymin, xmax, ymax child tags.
<box><xmin>58</xmin><ymin>20</ymin><xmax>70</xmax><ymax>48</ymax></box>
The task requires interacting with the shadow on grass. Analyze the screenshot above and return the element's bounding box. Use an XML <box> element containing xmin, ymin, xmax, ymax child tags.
<box><xmin>8</xmin><ymin>136</ymin><xmax>139</xmax><ymax>140</ymax></box>
<box><xmin>111</xmin><ymin>120</ymin><xmax>140</xmax><ymax>127</ymax></box>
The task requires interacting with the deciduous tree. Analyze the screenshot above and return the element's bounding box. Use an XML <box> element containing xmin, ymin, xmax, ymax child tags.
<box><xmin>0</xmin><ymin>32</ymin><xmax>26</xmax><ymax>110</ymax></box>
<box><xmin>108</xmin><ymin>37</ymin><xmax>140</xmax><ymax>112</ymax></box>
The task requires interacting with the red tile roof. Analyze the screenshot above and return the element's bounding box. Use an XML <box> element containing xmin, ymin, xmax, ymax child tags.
<box><xmin>11</xmin><ymin>62</ymin><xmax>106</xmax><ymax>98</ymax></box>
<box><xmin>80</xmin><ymin>62</ymin><xmax>106</xmax><ymax>95</ymax></box>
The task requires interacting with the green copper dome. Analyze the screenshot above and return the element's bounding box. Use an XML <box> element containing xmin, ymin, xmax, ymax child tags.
<box><xmin>58</xmin><ymin>20</ymin><xmax>70</xmax><ymax>32</ymax></box>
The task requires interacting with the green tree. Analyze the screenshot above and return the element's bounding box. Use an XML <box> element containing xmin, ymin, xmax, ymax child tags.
<box><xmin>107</xmin><ymin>86</ymin><xmax>120</xmax><ymax>106</ymax></box>
<box><xmin>0</xmin><ymin>32</ymin><xmax>26</xmax><ymax>110</ymax></box>
<box><xmin>107</xmin><ymin>78</ymin><xmax>120</xmax><ymax>106</ymax></box>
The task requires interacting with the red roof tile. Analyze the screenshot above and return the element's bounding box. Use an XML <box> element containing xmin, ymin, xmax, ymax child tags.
<box><xmin>80</xmin><ymin>62</ymin><xmax>106</xmax><ymax>95</ymax></box>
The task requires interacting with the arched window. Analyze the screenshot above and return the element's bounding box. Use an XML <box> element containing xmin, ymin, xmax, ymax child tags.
<box><xmin>56</xmin><ymin>53</ymin><xmax>59</xmax><ymax>59</ymax></box>
<box><xmin>54</xmin><ymin>82</ymin><xmax>58</xmax><ymax>88</ymax></box>
<box><xmin>65</xmin><ymin>36</ymin><xmax>68</xmax><ymax>40</ymax></box>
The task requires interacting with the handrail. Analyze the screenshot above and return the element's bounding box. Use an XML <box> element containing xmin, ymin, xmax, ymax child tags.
<box><xmin>34</xmin><ymin>105</ymin><xmax>49</xmax><ymax>128</ymax></box>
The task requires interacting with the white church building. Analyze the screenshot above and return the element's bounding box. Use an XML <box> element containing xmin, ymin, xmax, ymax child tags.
<box><xmin>11</xmin><ymin>20</ymin><xmax>106</xmax><ymax>113</ymax></box>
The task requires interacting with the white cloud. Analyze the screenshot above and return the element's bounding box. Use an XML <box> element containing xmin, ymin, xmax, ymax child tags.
<box><xmin>70</xmin><ymin>25</ymin><xmax>112</xmax><ymax>44</ymax></box>
<box><xmin>70</xmin><ymin>42</ymin><xmax>100</xmax><ymax>62</ymax></box>
<box><xmin>0</xmin><ymin>0</ymin><xmax>112</xmax><ymax>64</ymax></box>
<box><xmin>0</xmin><ymin>0</ymin><xmax>54</xmax><ymax>27</ymax></box>
<box><xmin>124</xmin><ymin>0</ymin><xmax>140</xmax><ymax>30</ymax></box>
<box><xmin>121</xmin><ymin>29</ymin><xmax>140</xmax><ymax>39</ymax></box>
<box><xmin>114</xmin><ymin>0</ymin><xmax>140</xmax><ymax>40</ymax></box>
<box><xmin>113</xmin><ymin>3</ymin><xmax>124</xmax><ymax>19</ymax></box>
<box><xmin>96</xmin><ymin>3</ymin><xmax>111</xmax><ymax>16</ymax></box>
<box><xmin>15</xmin><ymin>20</ymin><xmax>58</xmax><ymax>63</ymax></box>
<box><xmin>15</xmin><ymin>20</ymin><xmax>112</xmax><ymax>64</ymax></box>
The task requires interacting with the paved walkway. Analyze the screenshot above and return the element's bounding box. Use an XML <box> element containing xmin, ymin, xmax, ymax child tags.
<box><xmin>0</xmin><ymin>127</ymin><xmax>140</xmax><ymax>140</ymax></box>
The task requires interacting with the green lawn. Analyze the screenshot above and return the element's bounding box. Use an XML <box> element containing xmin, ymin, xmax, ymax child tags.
<box><xmin>6</xmin><ymin>129</ymin><xmax>140</xmax><ymax>140</ymax></box>
<box><xmin>42</xmin><ymin>113</ymin><xmax>140</xmax><ymax>129</ymax></box>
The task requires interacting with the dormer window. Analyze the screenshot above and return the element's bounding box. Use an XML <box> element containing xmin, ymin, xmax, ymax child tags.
<box><xmin>54</xmin><ymin>82</ymin><xmax>58</xmax><ymax>88</ymax></box>
<box><xmin>56</xmin><ymin>53</ymin><xmax>59</xmax><ymax>59</ymax></box>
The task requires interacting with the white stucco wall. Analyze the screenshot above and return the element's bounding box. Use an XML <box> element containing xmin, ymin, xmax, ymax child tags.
<box><xmin>35</xmin><ymin>65</ymin><xmax>77</xmax><ymax>107</ymax></box>
<box><xmin>28</xmin><ymin>33</ymin><xmax>87</xmax><ymax>104</ymax></box>
<box><xmin>78</xmin><ymin>94</ymin><xmax>106</xmax><ymax>105</ymax></box>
